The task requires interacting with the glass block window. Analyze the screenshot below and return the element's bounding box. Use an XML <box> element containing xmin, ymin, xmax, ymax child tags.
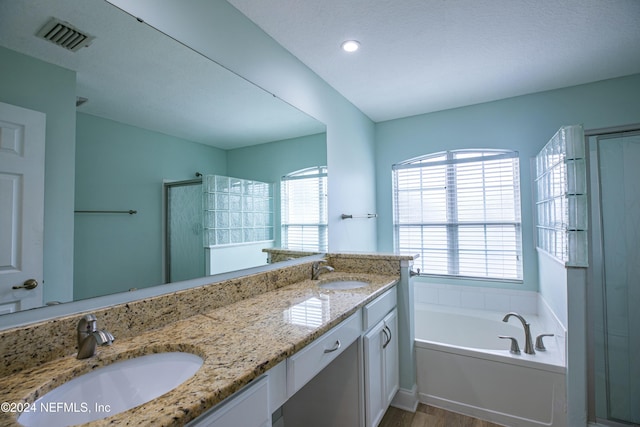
<box><xmin>534</xmin><ymin>125</ymin><xmax>588</xmax><ymax>266</ymax></box>
<box><xmin>393</xmin><ymin>149</ymin><xmax>523</xmax><ymax>281</ymax></box>
<box><xmin>202</xmin><ymin>175</ymin><xmax>273</xmax><ymax>246</ymax></box>
<box><xmin>281</xmin><ymin>166</ymin><xmax>328</xmax><ymax>252</ymax></box>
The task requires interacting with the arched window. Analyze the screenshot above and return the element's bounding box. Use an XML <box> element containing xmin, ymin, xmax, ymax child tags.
<box><xmin>393</xmin><ymin>150</ymin><xmax>522</xmax><ymax>281</ymax></box>
<box><xmin>281</xmin><ymin>166</ymin><xmax>328</xmax><ymax>251</ymax></box>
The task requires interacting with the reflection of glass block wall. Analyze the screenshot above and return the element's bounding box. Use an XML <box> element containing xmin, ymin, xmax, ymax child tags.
<box><xmin>535</xmin><ymin>125</ymin><xmax>588</xmax><ymax>266</ymax></box>
<box><xmin>202</xmin><ymin>175</ymin><xmax>273</xmax><ymax>246</ymax></box>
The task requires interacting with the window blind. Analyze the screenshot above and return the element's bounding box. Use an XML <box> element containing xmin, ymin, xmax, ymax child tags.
<box><xmin>393</xmin><ymin>150</ymin><xmax>523</xmax><ymax>281</ymax></box>
<box><xmin>281</xmin><ymin>166</ymin><xmax>328</xmax><ymax>251</ymax></box>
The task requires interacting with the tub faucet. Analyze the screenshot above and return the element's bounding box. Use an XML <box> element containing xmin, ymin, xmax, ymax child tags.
<box><xmin>77</xmin><ymin>314</ymin><xmax>115</xmax><ymax>359</ymax></box>
<box><xmin>502</xmin><ymin>312</ymin><xmax>535</xmax><ymax>355</ymax></box>
<box><xmin>311</xmin><ymin>260</ymin><xmax>334</xmax><ymax>280</ymax></box>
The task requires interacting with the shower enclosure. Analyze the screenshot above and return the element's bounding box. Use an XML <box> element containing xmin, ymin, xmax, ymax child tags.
<box><xmin>588</xmin><ymin>128</ymin><xmax>640</xmax><ymax>426</ymax></box>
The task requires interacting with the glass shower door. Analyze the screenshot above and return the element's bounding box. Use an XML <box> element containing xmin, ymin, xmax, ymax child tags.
<box><xmin>592</xmin><ymin>130</ymin><xmax>640</xmax><ymax>425</ymax></box>
<box><xmin>165</xmin><ymin>180</ymin><xmax>205</xmax><ymax>283</ymax></box>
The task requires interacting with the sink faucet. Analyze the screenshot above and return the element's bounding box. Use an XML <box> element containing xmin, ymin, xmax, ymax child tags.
<box><xmin>311</xmin><ymin>260</ymin><xmax>334</xmax><ymax>280</ymax></box>
<box><xmin>77</xmin><ymin>314</ymin><xmax>115</xmax><ymax>359</ymax></box>
<box><xmin>502</xmin><ymin>312</ymin><xmax>534</xmax><ymax>355</ymax></box>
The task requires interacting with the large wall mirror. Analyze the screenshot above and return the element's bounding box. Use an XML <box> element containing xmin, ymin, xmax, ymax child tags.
<box><xmin>0</xmin><ymin>0</ymin><xmax>326</xmax><ymax>320</ymax></box>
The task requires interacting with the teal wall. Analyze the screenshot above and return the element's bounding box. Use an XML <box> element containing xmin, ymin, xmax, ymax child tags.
<box><xmin>74</xmin><ymin>113</ymin><xmax>226</xmax><ymax>300</ymax></box>
<box><xmin>227</xmin><ymin>132</ymin><xmax>327</xmax><ymax>247</ymax></box>
<box><xmin>375</xmin><ymin>73</ymin><xmax>640</xmax><ymax>292</ymax></box>
<box><xmin>0</xmin><ymin>46</ymin><xmax>76</xmax><ymax>304</ymax></box>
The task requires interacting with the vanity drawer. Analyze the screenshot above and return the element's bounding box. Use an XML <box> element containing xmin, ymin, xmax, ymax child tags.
<box><xmin>362</xmin><ymin>287</ymin><xmax>397</xmax><ymax>331</ymax></box>
<box><xmin>287</xmin><ymin>310</ymin><xmax>362</xmax><ymax>396</ymax></box>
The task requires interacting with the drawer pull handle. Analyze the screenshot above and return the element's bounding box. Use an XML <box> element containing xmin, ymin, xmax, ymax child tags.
<box><xmin>324</xmin><ymin>340</ymin><xmax>341</xmax><ymax>353</ymax></box>
<box><xmin>383</xmin><ymin>325</ymin><xmax>392</xmax><ymax>349</ymax></box>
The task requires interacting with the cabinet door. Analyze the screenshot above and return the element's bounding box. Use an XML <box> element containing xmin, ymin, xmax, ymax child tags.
<box><xmin>364</xmin><ymin>308</ymin><xmax>400</xmax><ymax>427</ymax></box>
<box><xmin>364</xmin><ymin>320</ymin><xmax>386</xmax><ymax>427</ymax></box>
<box><xmin>383</xmin><ymin>309</ymin><xmax>399</xmax><ymax>405</ymax></box>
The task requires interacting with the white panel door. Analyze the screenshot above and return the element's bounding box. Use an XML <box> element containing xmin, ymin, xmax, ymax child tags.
<box><xmin>0</xmin><ymin>102</ymin><xmax>45</xmax><ymax>313</ymax></box>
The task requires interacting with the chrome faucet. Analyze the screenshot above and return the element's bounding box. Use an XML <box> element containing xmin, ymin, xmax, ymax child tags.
<box><xmin>502</xmin><ymin>312</ymin><xmax>535</xmax><ymax>355</ymax></box>
<box><xmin>311</xmin><ymin>260</ymin><xmax>334</xmax><ymax>280</ymax></box>
<box><xmin>77</xmin><ymin>314</ymin><xmax>115</xmax><ymax>359</ymax></box>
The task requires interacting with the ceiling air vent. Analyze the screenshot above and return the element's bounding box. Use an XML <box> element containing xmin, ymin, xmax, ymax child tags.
<box><xmin>36</xmin><ymin>18</ymin><xmax>95</xmax><ymax>52</ymax></box>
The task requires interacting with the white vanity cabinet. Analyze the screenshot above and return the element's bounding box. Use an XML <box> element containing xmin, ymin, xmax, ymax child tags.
<box><xmin>186</xmin><ymin>376</ymin><xmax>270</xmax><ymax>427</ymax></box>
<box><xmin>363</xmin><ymin>289</ymin><xmax>399</xmax><ymax>427</ymax></box>
<box><xmin>188</xmin><ymin>285</ymin><xmax>399</xmax><ymax>427</ymax></box>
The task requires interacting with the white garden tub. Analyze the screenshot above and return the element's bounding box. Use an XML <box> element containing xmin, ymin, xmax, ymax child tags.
<box><xmin>415</xmin><ymin>303</ymin><xmax>567</xmax><ymax>427</ymax></box>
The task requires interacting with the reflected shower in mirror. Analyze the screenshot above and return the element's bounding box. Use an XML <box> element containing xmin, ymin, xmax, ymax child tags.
<box><xmin>0</xmin><ymin>0</ymin><xmax>326</xmax><ymax>314</ymax></box>
<box><xmin>165</xmin><ymin>179</ymin><xmax>205</xmax><ymax>284</ymax></box>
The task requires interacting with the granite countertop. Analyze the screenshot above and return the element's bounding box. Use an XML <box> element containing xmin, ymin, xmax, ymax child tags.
<box><xmin>0</xmin><ymin>271</ymin><xmax>398</xmax><ymax>427</ymax></box>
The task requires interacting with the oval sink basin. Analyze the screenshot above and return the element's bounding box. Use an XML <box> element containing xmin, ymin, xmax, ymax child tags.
<box><xmin>18</xmin><ymin>352</ymin><xmax>203</xmax><ymax>427</ymax></box>
<box><xmin>319</xmin><ymin>280</ymin><xmax>369</xmax><ymax>290</ymax></box>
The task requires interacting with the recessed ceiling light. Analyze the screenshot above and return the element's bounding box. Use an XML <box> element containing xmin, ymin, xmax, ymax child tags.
<box><xmin>341</xmin><ymin>40</ymin><xmax>360</xmax><ymax>53</ymax></box>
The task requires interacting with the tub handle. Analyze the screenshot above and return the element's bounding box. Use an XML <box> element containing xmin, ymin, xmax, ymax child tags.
<box><xmin>535</xmin><ymin>333</ymin><xmax>554</xmax><ymax>351</ymax></box>
<box><xmin>499</xmin><ymin>336</ymin><xmax>521</xmax><ymax>354</ymax></box>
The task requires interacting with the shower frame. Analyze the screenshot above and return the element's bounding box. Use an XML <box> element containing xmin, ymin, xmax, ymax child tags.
<box><xmin>585</xmin><ymin>124</ymin><xmax>640</xmax><ymax>427</ymax></box>
<box><xmin>163</xmin><ymin>178</ymin><xmax>203</xmax><ymax>284</ymax></box>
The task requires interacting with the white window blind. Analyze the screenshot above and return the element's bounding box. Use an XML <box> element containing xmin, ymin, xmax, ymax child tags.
<box><xmin>281</xmin><ymin>166</ymin><xmax>328</xmax><ymax>251</ymax></box>
<box><xmin>393</xmin><ymin>150</ymin><xmax>523</xmax><ymax>281</ymax></box>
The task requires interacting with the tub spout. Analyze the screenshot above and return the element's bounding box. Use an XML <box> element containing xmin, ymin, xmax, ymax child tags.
<box><xmin>502</xmin><ymin>312</ymin><xmax>534</xmax><ymax>355</ymax></box>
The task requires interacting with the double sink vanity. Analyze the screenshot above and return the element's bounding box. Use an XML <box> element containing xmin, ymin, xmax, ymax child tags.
<box><xmin>0</xmin><ymin>253</ymin><xmax>413</xmax><ymax>427</ymax></box>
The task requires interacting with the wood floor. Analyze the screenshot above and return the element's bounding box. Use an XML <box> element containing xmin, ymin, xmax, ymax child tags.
<box><xmin>379</xmin><ymin>404</ymin><xmax>505</xmax><ymax>427</ymax></box>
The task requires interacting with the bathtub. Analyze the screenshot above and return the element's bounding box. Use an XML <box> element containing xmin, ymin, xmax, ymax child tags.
<box><xmin>415</xmin><ymin>303</ymin><xmax>567</xmax><ymax>427</ymax></box>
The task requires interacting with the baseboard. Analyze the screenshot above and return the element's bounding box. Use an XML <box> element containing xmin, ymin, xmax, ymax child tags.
<box><xmin>390</xmin><ymin>385</ymin><xmax>419</xmax><ymax>412</ymax></box>
<box><xmin>419</xmin><ymin>392</ymin><xmax>566</xmax><ymax>427</ymax></box>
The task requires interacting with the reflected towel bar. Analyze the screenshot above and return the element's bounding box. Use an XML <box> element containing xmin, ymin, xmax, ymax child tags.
<box><xmin>75</xmin><ymin>210</ymin><xmax>137</xmax><ymax>215</ymax></box>
<box><xmin>341</xmin><ymin>213</ymin><xmax>377</xmax><ymax>219</ymax></box>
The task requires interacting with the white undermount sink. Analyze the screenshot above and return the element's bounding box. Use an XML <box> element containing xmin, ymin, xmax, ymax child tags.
<box><xmin>18</xmin><ymin>352</ymin><xmax>203</xmax><ymax>427</ymax></box>
<box><xmin>318</xmin><ymin>280</ymin><xmax>369</xmax><ymax>290</ymax></box>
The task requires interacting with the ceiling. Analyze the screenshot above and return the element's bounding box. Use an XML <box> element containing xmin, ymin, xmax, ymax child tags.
<box><xmin>0</xmin><ymin>0</ymin><xmax>324</xmax><ymax>149</ymax></box>
<box><xmin>227</xmin><ymin>0</ymin><xmax>640</xmax><ymax>122</ymax></box>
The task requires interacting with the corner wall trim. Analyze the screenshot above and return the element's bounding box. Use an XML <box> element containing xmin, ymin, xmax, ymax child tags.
<box><xmin>391</xmin><ymin>385</ymin><xmax>419</xmax><ymax>412</ymax></box>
